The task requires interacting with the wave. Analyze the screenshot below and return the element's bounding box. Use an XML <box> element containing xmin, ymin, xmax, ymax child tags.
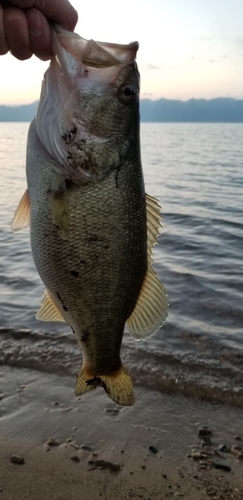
<box><xmin>1</xmin><ymin>326</ymin><xmax>243</xmax><ymax>407</ymax></box>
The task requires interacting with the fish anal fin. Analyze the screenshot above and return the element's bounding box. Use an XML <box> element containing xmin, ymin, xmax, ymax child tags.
<box><xmin>11</xmin><ymin>189</ymin><xmax>30</xmax><ymax>232</ymax></box>
<box><xmin>75</xmin><ymin>364</ymin><xmax>135</xmax><ymax>406</ymax></box>
<box><xmin>126</xmin><ymin>266</ymin><xmax>169</xmax><ymax>340</ymax></box>
<box><xmin>36</xmin><ymin>289</ymin><xmax>66</xmax><ymax>322</ymax></box>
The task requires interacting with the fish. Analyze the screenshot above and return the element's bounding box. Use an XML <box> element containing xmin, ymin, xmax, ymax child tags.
<box><xmin>11</xmin><ymin>25</ymin><xmax>168</xmax><ymax>406</ymax></box>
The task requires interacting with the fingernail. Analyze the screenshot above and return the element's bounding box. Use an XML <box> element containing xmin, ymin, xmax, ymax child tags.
<box><xmin>29</xmin><ymin>10</ymin><xmax>42</xmax><ymax>37</ymax></box>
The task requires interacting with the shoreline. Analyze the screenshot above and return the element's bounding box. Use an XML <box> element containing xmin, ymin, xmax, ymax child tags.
<box><xmin>1</xmin><ymin>325</ymin><xmax>243</xmax><ymax>408</ymax></box>
<box><xmin>0</xmin><ymin>366</ymin><xmax>243</xmax><ymax>499</ymax></box>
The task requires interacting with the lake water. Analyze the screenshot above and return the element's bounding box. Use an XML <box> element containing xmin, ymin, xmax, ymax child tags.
<box><xmin>0</xmin><ymin>122</ymin><xmax>242</xmax><ymax>405</ymax></box>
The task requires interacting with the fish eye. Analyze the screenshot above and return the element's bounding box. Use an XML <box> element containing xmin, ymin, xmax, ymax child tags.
<box><xmin>118</xmin><ymin>84</ymin><xmax>137</xmax><ymax>103</ymax></box>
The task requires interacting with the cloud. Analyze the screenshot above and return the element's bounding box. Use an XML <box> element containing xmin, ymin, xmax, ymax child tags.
<box><xmin>142</xmin><ymin>92</ymin><xmax>153</xmax><ymax>96</ymax></box>
<box><xmin>208</xmin><ymin>54</ymin><xmax>228</xmax><ymax>63</ymax></box>
<box><xmin>145</xmin><ymin>64</ymin><xmax>161</xmax><ymax>70</ymax></box>
<box><xmin>236</xmin><ymin>37</ymin><xmax>243</xmax><ymax>47</ymax></box>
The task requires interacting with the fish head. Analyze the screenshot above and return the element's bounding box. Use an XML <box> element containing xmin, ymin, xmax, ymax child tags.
<box><xmin>36</xmin><ymin>26</ymin><xmax>140</xmax><ymax>183</ymax></box>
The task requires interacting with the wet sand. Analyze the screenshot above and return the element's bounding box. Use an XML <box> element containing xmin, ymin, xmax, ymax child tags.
<box><xmin>0</xmin><ymin>366</ymin><xmax>243</xmax><ymax>500</ymax></box>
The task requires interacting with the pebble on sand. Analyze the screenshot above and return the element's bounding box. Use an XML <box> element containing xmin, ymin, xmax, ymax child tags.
<box><xmin>192</xmin><ymin>452</ymin><xmax>208</xmax><ymax>460</ymax></box>
<box><xmin>105</xmin><ymin>408</ymin><xmax>119</xmax><ymax>415</ymax></box>
<box><xmin>202</xmin><ymin>436</ymin><xmax>212</xmax><ymax>446</ymax></box>
<box><xmin>231</xmin><ymin>445</ymin><xmax>243</xmax><ymax>457</ymax></box>
<box><xmin>214</xmin><ymin>463</ymin><xmax>231</xmax><ymax>472</ymax></box>
<box><xmin>46</xmin><ymin>438</ymin><xmax>60</xmax><ymax>447</ymax></box>
<box><xmin>149</xmin><ymin>445</ymin><xmax>158</xmax><ymax>454</ymax></box>
<box><xmin>88</xmin><ymin>459</ymin><xmax>120</xmax><ymax>472</ymax></box>
<box><xmin>218</xmin><ymin>444</ymin><xmax>230</xmax><ymax>452</ymax></box>
<box><xmin>80</xmin><ymin>444</ymin><xmax>93</xmax><ymax>451</ymax></box>
<box><xmin>10</xmin><ymin>455</ymin><xmax>25</xmax><ymax>465</ymax></box>
<box><xmin>198</xmin><ymin>427</ymin><xmax>212</xmax><ymax>438</ymax></box>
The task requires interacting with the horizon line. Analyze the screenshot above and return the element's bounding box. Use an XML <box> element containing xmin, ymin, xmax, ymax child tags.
<box><xmin>1</xmin><ymin>96</ymin><xmax>243</xmax><ymax>107</ymax></box>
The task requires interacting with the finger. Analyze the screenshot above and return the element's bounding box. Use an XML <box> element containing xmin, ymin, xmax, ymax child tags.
<box><xmin>3</xmin><ymin>6</ymin><xmax>32</xmax><ymax>60</ymax></box>
<box><xmin>7</xmin><ymin>0</ymin><xmax>78</xmax><ymax>31</ymax></box>
<box><xmin>27</xmin><ymin>8</ymin><xmax>52</xmax><ymax>60</ymax></box>
<box><xmin>0</xmin><ymin>5</ymin><xmax>9</xmax><ymax>55</ymax></box>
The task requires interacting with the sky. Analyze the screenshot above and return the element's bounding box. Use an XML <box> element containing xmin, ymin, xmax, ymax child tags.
<box><xmin>1</xmin><ymin>0</ymin><xmax>243</xmax><ymax>105</ymax></box>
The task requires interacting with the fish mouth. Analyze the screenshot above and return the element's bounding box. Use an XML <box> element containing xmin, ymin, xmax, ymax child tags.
<box><xmin>50</xmin><ymin>26</ymin><xmax>139</xmax><ymax>139</ymax></box>
<box><xmin>52</xmin><ymin>24</ymin><xmax>139</xmax><ymax>80</ymax></box>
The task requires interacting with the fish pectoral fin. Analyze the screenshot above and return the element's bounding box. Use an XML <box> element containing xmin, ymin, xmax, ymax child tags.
<box><xmin>36</xmin><ymin>289</ymin><xmax>66</xmax><ymax>322</ymax></box>
<box><xmin>11</xmin><ymin>189</ymin><xmax>30</xmax><ymax>232</ymax></box>
<box><xmin>50</xmin><ymin>183</ymin><xmax>70</xmax><ymax>240</ymax></box>
<box><xmin>75</xmin><ymin>364</ymin><xmax>135</xmax><ymax>406</ymax></box>
<box><xmin>126</xmin><ymin>265</ymin><xmax>169</xmax><ymax>340</ymax></box>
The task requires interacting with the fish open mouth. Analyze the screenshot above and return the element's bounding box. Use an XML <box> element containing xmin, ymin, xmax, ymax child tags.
<box><xmin>52</xmin><ymin>24</ymin><xmax>139</xmax><ymax>76</ymax></box>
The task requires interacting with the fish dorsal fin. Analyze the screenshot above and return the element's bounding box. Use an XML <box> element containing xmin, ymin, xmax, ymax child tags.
<box><xmin>50</xmin><ymin>182</ymin><xmax>70</xmax><ymax>240</ymax></box>
<box><xmin>126</xmin><ymin>193</ymin><xmax>169</xmax><ymax>340</ymax></box>
<box><xmin>11</xmin><ymin>189</ymin><xmax>30</xmax><ymax>232</ymax></box>
<box><xmin>145</xmin><ymin>193</ymin><xmax>162</xmax><ymax>261</ymax></box>
<box><xmin>36</xmin><ymin>289</ymin><xmax>66</xmax><ymax>322</ymax></box>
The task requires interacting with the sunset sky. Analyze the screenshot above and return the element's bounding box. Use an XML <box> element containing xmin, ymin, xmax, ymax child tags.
<box><xmin>1</xmin><ymin>0</ymin><xmax>243</xmax><ymax>105</ymax></box>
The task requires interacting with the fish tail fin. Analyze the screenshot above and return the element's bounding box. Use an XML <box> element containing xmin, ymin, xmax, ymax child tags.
<box><xmin>75</xmin><ymin>364</ymin><xmax>135</xmax><ymax>406</ymax></box>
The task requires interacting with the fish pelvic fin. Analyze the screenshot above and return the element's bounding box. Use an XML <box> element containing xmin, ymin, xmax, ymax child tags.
<box><xmin>11</xmin><ymin>189</ymin><xmax>30</xmax><ymax>232</ymax></box>
<box><xmin>75</xmin><ymin>364</ymin><xmax>135</xmax><ymax>406</ymax></box>
<box><xmin>126</xmin><ymin>193</ymin><xmax>169</xmax><ymax>340</ymax></box>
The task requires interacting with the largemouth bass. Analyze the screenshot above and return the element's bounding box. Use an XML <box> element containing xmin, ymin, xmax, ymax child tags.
<box><xmin>12</xmin><ymin>26</ymin><xmax>168</xmax><ymax>405</ymax></box>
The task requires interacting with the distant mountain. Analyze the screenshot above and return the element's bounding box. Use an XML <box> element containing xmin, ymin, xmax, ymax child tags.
<box><xmin>0</xmin><ymin>101</ymin><xmax>38</xmax><ymax>122</ymax></box>
<box><xmin>1</xmin><ymin>98</ymin><xmax>243</xmax><ymax>122</ymax></box>
<box><xmin>140</xmin><ymin>98</ymin><xmax>243</xmax><ymax>122</ymax></box>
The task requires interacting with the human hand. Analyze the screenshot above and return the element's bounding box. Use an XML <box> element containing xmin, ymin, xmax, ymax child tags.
<box><xmin>0</xmin><ymin>0</ymin><xmax>78</xmax><ymax>60</ymax></box>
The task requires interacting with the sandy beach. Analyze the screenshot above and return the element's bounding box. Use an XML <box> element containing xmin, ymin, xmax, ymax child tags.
<box><xmin>0</xmin><ymin>366</ymin><xmax>243</xmax><ymax>499</ymax></box>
